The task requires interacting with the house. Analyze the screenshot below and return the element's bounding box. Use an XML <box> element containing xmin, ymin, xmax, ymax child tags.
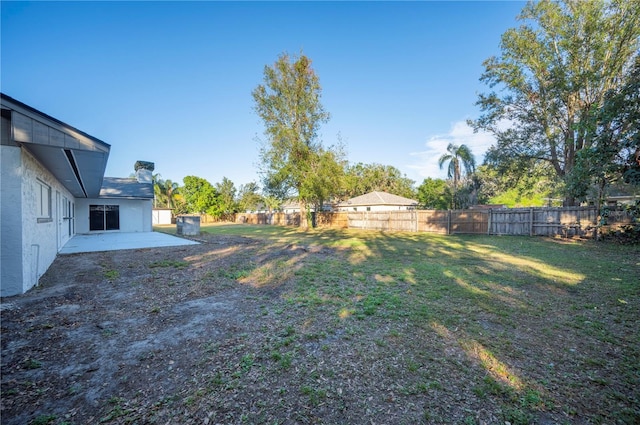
<box><xmin>337</xmin><ymin>191</ymin><xmax>418</xmax><ymax>212</ymax></box>
<box><xmin>280</xmin><ymin>201</ymin><xmax>332</xmax><ymax>214</ymax></box>
<box><xmin>1</xmin><ymin>93</ymin><xmax>153</xmax><ymax>296</ymax></box>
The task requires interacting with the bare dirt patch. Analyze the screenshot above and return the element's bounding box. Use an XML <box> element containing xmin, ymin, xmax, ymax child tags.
<box><xmin>1</xmin><ymin>235</ymin><xmax>273</xmax><ymax>424</ymax></box>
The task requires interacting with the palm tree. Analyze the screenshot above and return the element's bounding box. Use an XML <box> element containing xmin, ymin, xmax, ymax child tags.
<box><xmin>153</xmin><ymin>176</ymin><xmax>180</xmax><ymax>209</ymax></box>
<box><xmin>159</xmin><ymin>179</ymin><xmax>180</xmax><ymax>209</ymax></box>
<box><xmin>438</xmin><ymin>143</ymin><xmax>475</xmax><ymax>209</ymax></box>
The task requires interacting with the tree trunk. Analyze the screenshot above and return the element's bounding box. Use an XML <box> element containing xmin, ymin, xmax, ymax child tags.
<box><xmin>299</xmin><ymin>199</ymin><xmax>309</xmax><ymax>230</ymax></box>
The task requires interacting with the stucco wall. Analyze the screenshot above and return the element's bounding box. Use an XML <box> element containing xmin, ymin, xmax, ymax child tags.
<box><xmin>1</xmin><ymin>145</ymin><xmax>24</xmax><ymax>296</ymax></box>
<box><xmin>22</xmin><ymin>149</ymin><xmax>75</xmax><ymax>294</ymax></box>
<box><xmin>0</xmin><ymin>147</ymin><xmax>75</xmax><ymax>296</ymax></box>
<box><xmin>75</xmin><ymin>198</ymin><xmax>153</xmax><ymax>234</ymax></box>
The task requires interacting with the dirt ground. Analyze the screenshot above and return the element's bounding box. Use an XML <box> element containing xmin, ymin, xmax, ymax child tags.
<box><xmin>1</xmin><ymin>234</ymin><xmax>277</xmax><ymax>424</ymax></box>
<box><xmin>1</xmin><ymin>231</ymin><xmax>638</xmax><ymax>425</ymax></box>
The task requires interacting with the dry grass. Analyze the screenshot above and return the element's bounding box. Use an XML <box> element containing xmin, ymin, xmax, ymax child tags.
<box><xmin>1</xmin><ymin>224</ymin><xmax>638</xmax><ymax>424</ymax></box>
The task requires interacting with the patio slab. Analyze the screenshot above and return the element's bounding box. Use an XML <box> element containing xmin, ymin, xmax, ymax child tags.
<box><xmin>59</xmin><ymin>231</ymin><xmax>199</xmax><ymax>254</ymax></box>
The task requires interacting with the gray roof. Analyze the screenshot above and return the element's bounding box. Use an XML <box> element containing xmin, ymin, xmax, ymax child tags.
<box><xmin>99</xmin><ymin>177</ymin><xmax>153</xmax><ymax>199</ymax></box>
<box><xmin>1</xmin><ymin>93</ymin><xmax>110</xmax><ymax>198</ymax></box>
<box><xmin>340</xmin><ymin>191</ymin><xmax>418</xmax><ymax>207</ymax></box>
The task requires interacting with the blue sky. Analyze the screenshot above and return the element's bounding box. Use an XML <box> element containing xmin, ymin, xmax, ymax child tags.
<box><xmin>1</xmin><ymin>1</ymin><xmax>525</xmax><ymax>189</ymax></box>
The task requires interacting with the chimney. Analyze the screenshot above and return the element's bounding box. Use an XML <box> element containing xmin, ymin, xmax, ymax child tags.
<box><xmin>134</xmin><ymin>161</ymin><xmax>154</xmax><ymax>184</ymax></box>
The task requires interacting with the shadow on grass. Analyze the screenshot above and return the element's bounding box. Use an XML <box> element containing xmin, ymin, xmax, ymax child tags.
<box><xmin>191</xmin><ymin>223</ymin><xmax>639</xmax><ymax>423</ymax></box>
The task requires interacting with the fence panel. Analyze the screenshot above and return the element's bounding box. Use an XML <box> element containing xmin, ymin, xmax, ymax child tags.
<box><xmin>417</xmin><ymin>210</ymin><xmax>448</xmax><ymax>234</ymax></box>
<box><xmin>490</xmin><ymin>209</ymin><xmax>532</xmax><ymax>235</ymax></box>
<box><xmin>233</xmin><ymin>205</ymin><xmax>634</xmax><ymax>238</ymax></box>
<box><xmin>314</xmin><ymin>212</ymin><xmax>348</xmax><ymax>229</ymax></box>
<box><xmin>389</xmin><ymin>211</ymin><xmax>417</xmax><ymax>232</ymax></box>
<box><xmin>451</xmin><ymin>210</ymin><xmax>488</xmax><ymax>234</ymax></box>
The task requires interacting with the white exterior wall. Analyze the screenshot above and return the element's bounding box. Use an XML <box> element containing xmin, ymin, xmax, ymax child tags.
<box><xmin>22</xmin><ymin>149</ymin><xmax>75</xmax><ymax>294</ymax></box>
<box><xmin>152</xmin><ymin>209</ymin><xmax>173</xmax><ymax>225</ymax></box>
<box><xmin>1</xmin><ymin>145</ymin><xmax>24</xmax><ymax>296</ymax></box>
<box><xmin>75</xmin><ymin>198</ymin><xmax>153</xmax><ymax>234</ymax></box>
<box><xmin>0</xmin><ymin>147</ymin><xmax>75</xmax><ymax>296</ymax></box>
<box><xmin>340</xmin><ymin>205</ymin><xmax>415</xmax><ymax>212</ymax></box>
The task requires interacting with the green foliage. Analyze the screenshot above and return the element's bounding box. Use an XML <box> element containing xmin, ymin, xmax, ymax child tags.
<box><xmin>215</xmin><ymin>177</ymin><xmax>238</xmax><ymax>214</ymax></box>
<box><xmin>253</xmin><ymin>52</ymin><xmax>344</xmax><ymax>227</ymax></box>
<box><xmin>342</xmin><ymin>162</ymin><xmax>416</xmax><ymax>200</ymax></box>
<box><xmin>438</xmin><ymin>143</ymin><xmax>476</xmax><ymax>209</ymax></box>
<box><xmin>567</xmin><ymin>55</ymin><xmax>640</xmax><ymax>203</ymax></box>
<box><xmin>417</xmin><ymin>178</ymin><xmax>450</xmax><ymax>209</ymax></box>
<box><xmin>300</xmin><ymin>146</ymin><xmax>347</xmax><ymax>210</ymax></box>
<box><xmin>472</xmin><ymin>0</ymin><xmax>640</xmax><ymax>205</ymax></box>
<box><xmin>182</xmin><ymin>175</ymin><xmax>222</xmax><ymax>217</ymax></box>
<box><xmin>600</xmin><ymin>201</ymin><xmax>640</xmax><ymax>244</ymax></box>
<box><xmin>148</xmin><ymin>260</ymin><xmax>189</xmax><ymax>269</ymax></box>
<box><xmin>153</xmin><ymin>175</ymin><xmax>180</xmax><ymax>209</ymax></box>
<box><xmin>438</xmin><ymin>143</ymin><xmax>475</xmax><ymax>186</ymax></box>
<box><xmin>237</xmin><ymin>182</ymin><xmax>264</xmax><ymax>212</ymax></box>
<box><xmin>489</xmin><ymin>189</ymin><xmax>547</xmax><ymax>208</ymax></box>
<box><xmin>476</xmin><ymin>162</ymin><xmax>560</xmax><ymax>207</ymax></box>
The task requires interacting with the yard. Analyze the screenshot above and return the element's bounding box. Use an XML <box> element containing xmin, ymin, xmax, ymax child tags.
<box><xmin>1</xmin><ymin>224</ymin><xmax>638</xmax><ymax>424</ymax></box>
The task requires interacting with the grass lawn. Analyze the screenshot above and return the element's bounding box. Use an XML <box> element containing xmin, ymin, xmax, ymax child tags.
<box><xmin>156</xmin><ymin>223</ymin><xmax>639</xmax><ymax>424</ymax></box>
<box><xmin>3</xmin><ymin>223</ymin><xmax>638</xmax><ymax>424</ymax></box>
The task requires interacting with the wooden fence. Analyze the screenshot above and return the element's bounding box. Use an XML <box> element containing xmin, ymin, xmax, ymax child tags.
<box><xmin>233</xmin><ymin>206</ymin><xmax>633</xmax><ymax>238</ymax></box>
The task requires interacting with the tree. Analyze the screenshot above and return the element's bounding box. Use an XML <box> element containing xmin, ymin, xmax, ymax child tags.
<box><xmin>476</xmin><ymin>162</ymin><xmax>560</xmax><ymax>207</ymax></box>
<box><xmin>417</xmin><ymin>178</ymin><xmax>450</xmax><ymax>209</ymax></box>
<box><xmin>342</xmin><ymin>163</ymin><xmax>416</xmax><ymax>200</ymax></box>
<box><xmin>300</xmin><ymin>146</ymin><xmax>347</xmax><ymax>211</ymax></box>
<box><xmin>471</xmin><ymin>0</ymin><xmax>640</xmax><ymax>205</ymax></box>
<box><xmin>215</xmin><ymin>177</ymin><xmax>238</xmax><ymax>215</ymax></box>
<box><xmin>237</xmin><ymin>182</ymin><xmax>264</xmax><ymax>212</ymax></box>
<box><xmin>567</xmin><ymin>54</ymin><xmax>640</xmax><ymax>205</ymax></box>
<box><xmin>253</xmin><ymin>52</ymin><xmax>343</xmax><ymax>229</ymax></box>
<box><xmin>155</xmin><ymin>178</ymin><xmax>180</xmax><ymax>209</ymax></box>
<box><xmin>438</xmin><ymin>143</ymin><xmax>476</xmax><ymax>209</ymax></box>
<box><xmin>181</xmin><ymin>176</ymin><xmax>221</xmax><ymax>217</ymax></box>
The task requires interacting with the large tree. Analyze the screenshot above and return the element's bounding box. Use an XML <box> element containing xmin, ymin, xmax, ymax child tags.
<box><xmin>252</xmin><ymin>52</ymin><xmax>341</xmax><ymax>228</ymax></box>
<box><xmin>417</xmin><ymin>178</ymin><xmax>450</xmax><ymax>210</ymax></box>
<box><xmin>471</xmin><ymin>0</ymin><xmax>640</xmax><ymax>205</ymax></box>
<box><xmin>568</xmin><ymin>54</ymin><xmax>640</xmax><ymax>204</ymax></box>
<box><xmin>181</xmin><ymin>175</ymin><xmax>221</xmax><ymax>217</ymax></box>
<box><xmin>300</xmin><ymin>147</ymin><xmax>347</xmax><ymax>212</ymax></box>
<box><xmin>438</xmin><ymin>143</ymin><xmax>476</xmax><ymax>209</ymax></box>
<box><xmin>342</xmin><ymin>163</ymin><xmax>416</xmax><ymax>200</ymax></box>
<box><xmin>215</xmin><ymin>177</ymin><xmax>238</xmax><ymax>215</ymax></box>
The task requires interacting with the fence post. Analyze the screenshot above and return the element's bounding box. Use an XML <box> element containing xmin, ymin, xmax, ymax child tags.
<box><xmin>529</xmin><ymin>208</ymin><xmax>534</xmax><ymax>236</ymax></box>
<box><xmin>447</xmin><ymin>210</ymin><xmax>452</xmax><ymax>235</ymax></box>
<box><xmin>487</xmin><ymin>209</ymin><xmax>492</xmax><ymax>235</ymax></box>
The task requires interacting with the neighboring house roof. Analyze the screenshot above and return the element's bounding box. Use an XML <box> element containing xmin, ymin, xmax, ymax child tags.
<box><xmin>99</xmin><ymin>177</ymin><xmax>154</xmax><ymax>199</ymax></box>
<box><xmin>1</xmin><ymin>93</ymin><xmax>111</xmax><ymax>198</ymax></box>
<box><xmin>339</xmin><ymin>191</ymin><xmax>418</xmax><ymax>207</ymax></box>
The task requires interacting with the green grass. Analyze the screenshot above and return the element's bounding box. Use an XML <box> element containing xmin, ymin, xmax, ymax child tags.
<box><xmin>187</xmin><ymin>223</ymin><xmax>639</xmax><ymax>423</ymax></box>
<box><xmin>148</xmin><ymin>259</ymin><xmax>189</xmax><ymax>269</ymax></box>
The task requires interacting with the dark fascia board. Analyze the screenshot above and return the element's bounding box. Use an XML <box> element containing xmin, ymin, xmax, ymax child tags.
<box><xmin>0</xmin><ymin>92</ymin><xmax>111</xmax><ymax>151</ymax></box>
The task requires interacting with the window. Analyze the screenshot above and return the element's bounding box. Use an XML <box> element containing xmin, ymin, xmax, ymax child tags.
<box><xmin>89</xmin><ymin>205</ymin><xmax>120</xmax><ymax>231</ymax></box>
<box><xmin>36</xmin><ymin>179</ymin><xmax>52</xmax><ymax>222</ymax></box>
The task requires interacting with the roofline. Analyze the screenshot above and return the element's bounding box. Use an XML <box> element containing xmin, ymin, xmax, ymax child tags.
<box><xmin>0</xmin><ymin>92</ymin><xmax>111</xmax><ymax>150</ymax></box>
<box><xmin>340</xmin><ymin>202</ymin><xmax>418</xmax><ymax>207</ymax></box>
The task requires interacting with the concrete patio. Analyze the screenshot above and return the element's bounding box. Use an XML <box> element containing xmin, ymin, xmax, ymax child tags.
<box><xmin>59</xmin><ymin>231</ymin><xmax>199</xmax><ymax>254</ymax></box>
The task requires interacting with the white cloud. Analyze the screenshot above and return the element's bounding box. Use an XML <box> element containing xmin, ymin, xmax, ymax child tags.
<box><xmin>408</xmin><ymin>120</ymin><xmax>497</xmax><ymax>180</ymax></box>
